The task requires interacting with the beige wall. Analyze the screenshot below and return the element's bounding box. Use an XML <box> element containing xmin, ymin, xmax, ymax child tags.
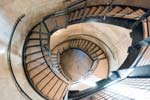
<box><xmin>0</xmin><ymin>0</ymin><xmax>64</xmax><ymax>99</ymax></box>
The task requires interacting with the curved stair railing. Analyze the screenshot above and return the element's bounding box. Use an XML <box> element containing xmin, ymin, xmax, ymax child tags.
<box><xmin>51</xmin><ymin>39</ymin><xmax>108</xmax><ymax>81</ymax></box>
<box><xmin>7</xmin><ymin>14</ymin><xmax>32</xmax><ymax>100</ymax></box>
<box><xmin>8</xmin><ymin>0</ymin><xmax>150</xmax><ymax>100</ymax></box>
<box><xmin>24</xmin><ymin>2</ymin><xmax>150</xmax><ymax>99</ymax></box>
<box><xmin>23</xmin><ymin>21</ymin><xmax>69</xmax><ymax>99</ymax></box>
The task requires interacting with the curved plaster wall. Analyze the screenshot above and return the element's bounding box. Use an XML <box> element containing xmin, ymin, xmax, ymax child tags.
<box><xmin>0</xmin><ymin>0</ymin><xmax>64</xmax><ymax>99</ymax></box>
<box><xmin>51</xmin><ymin>22</ymin><xmax>132</xmax><ymax>72</ymax></box>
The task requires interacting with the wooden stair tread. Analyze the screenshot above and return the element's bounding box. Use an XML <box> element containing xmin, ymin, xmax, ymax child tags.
<box><xmin>29</xmin><ymin>65</ymin><xmax>47</xmax><ymax>78</ymax></box>
<box><xmin>73</xmin><ymin>10</ymin><xmax>80</xmax><ymax>20</ymax></box>
<box><xmin>124</xmin><ymin>9</ymin><xmax>145</xmax><ymax>19</ymax></box>
<box><xmin>77</xmin><ymin>9</ymin><xmax>84</xmax><ymax>19</ymax></box>
<box><xmin>48</xmin><ymin>80</ymin><xmax>63</xmax><ymax>98</ymax></box>
<box><xmin>114</xmin><ymin>7</ymin><xmax>134</xmax><ymax>17</ymax></box>
<box><xmin>32</xmin><ymin>69</ymin><xmax>51</xmax><ymax>84</ymax></box>
<box><xmin>53</xmin><ymin>83</ymin><xmax>67</xmax><ymax>100</ymax></box>
<box><xmin>36</xmin><ymin>72</ymin><xmax>54</xmax><ymax>90</ymax></box>
<box><xmin>99</xmin><ymin>6</ymin><xmax>109</xmax><ymax>16</ymax></box>
<box><xmin>106</xmin><ymin>6</ymin><xmax>122</xmax><ymax>16</ymax></box>
<box><xmin>94</xmin><ymin>6</ymin><xmax>104</xmax><ymax>16</ymax></box>
<box><xmin>83</xmin><ymin>8</ymin><xmax>91</xmax><ymax>17</ymax></box>
<box><xmin>42</xmin><ymin>76</ymin><xmax>58</xmax><ymax>94</ymax></box>
<box><xmin>88</xmin><ymin>7</ymin><xmax>97</xmax><ymax>16</ymax></box>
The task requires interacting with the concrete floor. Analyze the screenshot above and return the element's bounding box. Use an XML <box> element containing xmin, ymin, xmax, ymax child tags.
<box><xmin>60</xmin><ymin>49</ymin><xmax>93</xmax><ymax>81</ymax></box>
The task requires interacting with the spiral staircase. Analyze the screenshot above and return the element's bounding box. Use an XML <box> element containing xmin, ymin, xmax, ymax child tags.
<box><xmin>2</xmin><ymin>0</ymin><xmax>150</xmax><ymax>100</ymax></box>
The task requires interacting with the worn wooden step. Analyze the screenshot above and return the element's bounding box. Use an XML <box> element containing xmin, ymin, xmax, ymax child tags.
<box><xmin>69</xmin><ymin>40</ymin><xmax>74</xmax><ymax>47</ymax></box>
<box><xmin>86</xmin><ymin>44</ymin><xmax>96</xmax><ymax>54</ymax></box>
<box><xmin>106</xmin><ymin>6</ymin><xmax>122</xmax><ymax>16</ymax></box>
<box><xmin>27</xmin><ymin>40</ymin><xmax>40</xmax><ymax>46</ymax></box>
<box><xmin>51</xmin><ymin>53</ymin><xmax>58</xmax><ymax>58</ymax></box>
<box><xmin>26</xmin><ymin>55</ymin><xmax>44</xmax><ymax>64</ymax></box>
<box><xmin>71</xmin><ymin>40</ymin><xmax>76</xmax><ymax>47</ymax></box>
<box><xmin>27</xmin><ymin>41</ymin><xmax>47</xmax><ymax>49</ymax></box>
<box><xmin>71</xmin><ymin>40</ymin><xmax>78</xmax><ymax>47</ymax></box>
<box><xmin>83</xmin><ymin>8</ymin><xmax>91</xmax><ymax>17</ymax></box>
<box><xmin>88</xmin><ymin>46</ymin><xmax>100</xmax><ymax>55</ymax></box>
<box><xmin>73</xmin><ymin>10</ymin><xmax>80</xmax><ymax>20</ymax></box>
<box><xmin>93</xmin><ymin>53</ymin><xmax>106</xmax><ymax>61</ymax></box>
<box><xmin>27</xmin><ymin>62</ymin><xmax>46</xmax><ymax>72</ymax></box>
<box><xmin>36</xmin><ymin>72</ymin><xmax>55</xmax><ymax>90</ymax></box>
<box><xmin>29</xmin><ymin>33</ymin><xmax>40</xmax><ymax>38</ymax></box>
<box><xmin>31</xmin><ymin>31</ymin><xmax>49</xmax><ymax>38</ymax></box>
<box><xmin>53</xmin><ymin>83</ymin><xmax>67</xmax><ymax>100</ymax></box>
<box><xmin>27</xmin><ymin>57</ymin><xmax>45</xmax><ymax>68</ymax></box>
<box><xmin>77</xmin><ymin>39</ymin><xmax>83</xmax><ymax>48</ymax></box>
<box><xmin>26</xmin><ymin>52</ymin><xmax>43</xmax><ymax>62</ymax></box>
<box><xmin>28</xmin><ymin>38</ymin><xmax>48</xmax><ymax>40</ymax></box>
<box><xmin>26</xmin><ymin>44</ymin><xmax>44</xmax><ymax>48</ymax></box>
<box><xmin>81</xmin><ymin>40</ymin><xmax>89</xmax><ymax>50</ymax></box>
<box><xmin>91</xmin><ymin>49</ymin><xmax>103</xmax><ymax>58</ymax></box>
<box><xmin>29</xmin><ymin>64</ymin><xmax>47</xmax><ymax>78</ymax></box>
<box><xmin>26</xmin><ymin>46</ymin><xmax>41</xmax><ymax>55</ymax></box>
<box><xmin>84</xmin><ymin>41</ymin><xmax>93</xmax><ymax>51</ymax></box>
<box><xmin>114</xmin><ymin>7</ymin><xmax>134</xmax><ymax>17</ymax></box>
<box><xmin>124</xmin><ymin>9</ymin><xmax>145</xmax><ymax>19</ymax></box>
<box><xmin>94</xmin><ymin>6</ymin><xmax>104</xmax><ymax>16</ymax></box>
<box><xmin>41</xmin><ymin>76</ymin><xmax>58</xmax><ymax>94</ymax></box>
<box><xmin>88</xmin><ymin>7</ymin><xmax>97</xmax><ymax>16</ymax></box>
<box><xmin>74</xmin><ymin>39</ymin><xmax>80</xmax><ymax>48</ymax></box>
<box><xmin>32</xmin><ymin>68</ymin><xmax>51</xmax><ymax>84</ymax></box>
<box><xmin>69</xmin><ymin>12</ymin><xmax>75</xmax><ymax>21</ymax></box>
<box><xmin>77</xmin><ymin>9</ymin><xmax>84</xmax><ymax>19</ymax></box>
<box><xmin>51</xmin><ymin>57</ymin><xmax>58</xmax><ymax>62</ymax></box>
<box><xmin>47</xmin><ymin>80</ymin><xmax>63</xmax><ymax>98</ymax></box>
<box><xmin>99</xmin><ymin>6</ymin><xmax>109</xmax><ymax>16</ymax></box>
<box><xmin>77</xmin><ymin>40</ymin><xmax>85</xmax><ymax>49</ymax></box>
